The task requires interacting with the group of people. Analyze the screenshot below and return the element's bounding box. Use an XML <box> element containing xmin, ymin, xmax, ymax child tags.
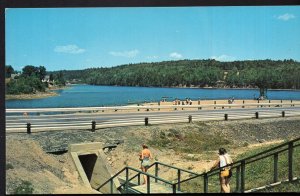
<box><xmin>173</xmin><ymin>98</ymin><xmax>193</xmax><ymax>105</ymax></box>
<box><xmin>137</xmin><ymin>144</ymin><xmax>233</xmax><ymax>193</ymax></box>
<box><xmin>228</xmin><ymin>97</ymin><xmax>235</xmax><ymax>104</ymax></box>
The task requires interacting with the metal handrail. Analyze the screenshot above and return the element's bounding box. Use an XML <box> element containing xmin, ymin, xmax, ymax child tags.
<box><xmin>176</xmin><ymin>137</ymin><xmax>300</xmax><ymax>193</ymax></box>
<box><xmin>96</xmin><ymin>166</ymin><xmax>174</xmax><ymax>193</ymax></box>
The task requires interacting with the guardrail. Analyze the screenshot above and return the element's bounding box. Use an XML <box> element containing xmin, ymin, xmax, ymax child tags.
<box><xmin>5</xmin><ymin>103</ymin><xmax>300</xmax><ymax>133</ymax></box>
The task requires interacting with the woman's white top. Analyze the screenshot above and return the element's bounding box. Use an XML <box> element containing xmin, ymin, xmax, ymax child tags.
<box><xmin>219</xmin><ymin>153</ymin><xmax>232</xmax><ymax>168</ymax></box>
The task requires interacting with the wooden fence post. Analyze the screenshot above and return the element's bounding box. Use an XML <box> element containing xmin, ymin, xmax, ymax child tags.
<box><xmin>27</xmin><ymin>123</ymin><xmax>31</xmax><ymax>134</ymax></box>
<box><xmin>224</xmin><ymin>114</ymin><xmax>228</xmax><ymax>121</ymax></box>
<box><xmin>188</xmin><ymin>115</ymin><xmax>192</xmax><ymax>123</ymax></box>
<box><xmin>91</xmin><ymin>120</ymin><xmax>96</xmax><ymax>132</ymax></box>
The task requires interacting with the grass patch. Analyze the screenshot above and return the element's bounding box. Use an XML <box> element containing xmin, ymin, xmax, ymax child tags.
<box><xmin>13</xmin><ymin>180</ymin><xmax>34</xmax><ymax>194</ymax></box>
<box><xmin>148</xmin><ymin>128</ymin><xmax>231</xmax><ymax>153</ymax></box>
<box><xmin>6</xmin><ymin>163</ymin><xmax>14</xmax><ymax>170</ymax></box>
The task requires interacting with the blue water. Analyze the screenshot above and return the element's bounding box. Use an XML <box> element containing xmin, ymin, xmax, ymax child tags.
<box><xmin>5</xmin><ymin>84</ymin><xmax>300</xmax><ymax>108</ymax></box>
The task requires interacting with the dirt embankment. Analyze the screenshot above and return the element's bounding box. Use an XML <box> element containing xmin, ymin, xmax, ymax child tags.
<box><xmin>5</xmin><ymin>116</ymin><xmax>300</xmax><ymax>194</ymax></box>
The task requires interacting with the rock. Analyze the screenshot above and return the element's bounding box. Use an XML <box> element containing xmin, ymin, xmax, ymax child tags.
<box><xmin>187</xmin><ymin>154</ymin><xmax>195</xmax><ymax>158</ymax></box>
<box><xmin>259</xmin><ymin>139</ymin><xmax>265</xmax><ymax>143</ymax></box>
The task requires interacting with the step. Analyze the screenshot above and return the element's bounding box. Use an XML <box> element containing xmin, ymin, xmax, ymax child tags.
<box><xmin>131</xmin><ymin>183</ymin><xmax>183</xmax><ymax>194</ymax></box>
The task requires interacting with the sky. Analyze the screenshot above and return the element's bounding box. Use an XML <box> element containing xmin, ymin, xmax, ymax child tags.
<box><xmin>5</xmin><ymin>6</ymin><xmax>300</xmax><ymax>71</ymax></box>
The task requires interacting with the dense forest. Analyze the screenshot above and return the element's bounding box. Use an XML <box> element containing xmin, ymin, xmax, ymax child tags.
<box><xmin>50</xmin><ymin>59</ymin><xmax>300</xmax><ymax>97</ymax></box>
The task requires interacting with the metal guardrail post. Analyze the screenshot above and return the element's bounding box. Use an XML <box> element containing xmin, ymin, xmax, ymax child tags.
<box><xmin>241</xmin><ymin>160</ymin><xmax>245</xmax><ymax>193</ymax></box>
<box><xmin>214</xmin><ymin>101</ymin><xmax>216</xmax><ymax>109</ymax></box>
<box><xmin>158</xmin><ymin>101</ymin><xmax>160</xmax><ymax>111</ymax></box>
<box><xmin>236</xmin><ymin>165</ymin><xmax>241</xmax><ymax>192</ymax></box>
<box><xmin>269</xmin><ymin>100</ymin><xmax>271</xmax><ymax>107</ymax></box>
<box><xmin>204</xmin><ymin>173</ymin><xmax>208</xmax><ymax>193</ymax></box>
<box><xmin>125</xmin><ymin>168</ymin><xmax>129</xmax><ymax>193</ymax></box>
<box><xmin>91</xmin><ymin>120</ymin><xmax>96</xmax><ymax>132</ymax></box>
<box><xmin>177</xmin><ymin>169</ymin><xmax>181</xmax><ymax>191</ymax></box>
<box><xmin>274</xmin><ymin>153</ymin><xmax>278</xmax><ymax>183</ymax></box>
<box><xmin>282</xmin><ymin>111</ymin><xmax>285</xmax><ymax>117</ymax></box>
<box><xmin>288</xmin><ymin>142</ymin><xmax>293</xmax><ymax>182</ymax></box>
<box><xmin>224</xmin><ymin>114</ymin><xmax>228</xmax><ymax>121</ymax></box>
<box><xmin>155</xmin><ymin>163</ymin><xmax>158</xmax><ymax>183</ymax></box>
<box><xmin>27</xmin><ymin>123</ymin><xmax>31</xmax><ymax>134</ymax></box>
<box><xmin>188</xmin><ymin>115</ymin><xmax>192</xmax><ymax>123</ymax></box>
<box><xmin>242</xmin><ymin>100</ymin><xmax>245</xmax><ymax>108</ymax></box>
<box><xmin>255</xmin><ymin>112</ymin><xmax>259</xmax><ymax>119</ymax></box>
<box><xmin>145</xmin><ymin>117</ymin><xmax>149</xmax><ymax>126</ymax></box>
<box><xmin>138</xmin><ymin>104</ymin><xmax>140</xmax><ymax>111</ymax></box>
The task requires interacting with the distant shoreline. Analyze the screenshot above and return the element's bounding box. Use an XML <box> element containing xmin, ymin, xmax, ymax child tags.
<box><xmin>5</xmin><ymin>84</ymin><xmax>299</xmax><ymax>101</ymax></box>
<box><xmin>5</xmin><ymin>85</ymin><xmax>70</xmax><ymax>100</ymax></box>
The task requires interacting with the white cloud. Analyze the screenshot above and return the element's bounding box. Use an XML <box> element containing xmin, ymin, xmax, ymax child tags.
<box><xmin>277</xmin><ymin>13</ymin><xmax>295</xmax><ymax>21</ymax></box>
<box><xmin>210</xmin><ymin>54</ymin><xmax>235</xmax><ymax>62</ymax></box>
<box><xmin>169</xmin><ymin>52</ymin><xmax>183</xmax><ymax>59</ymax></box>
<box><xmin>146</xmin><ymin>55</ymin><xmax>159</xmax><ymax>59</ymax></box>
<box><xmin>54</xmin><ymin>44</ymin><xmax>86</xmax><ymax>54</ymax></box>
<box><xmin>109</xmin><ymin>49</ymin><xmax>139</xmax><ymax>58</ymax></box>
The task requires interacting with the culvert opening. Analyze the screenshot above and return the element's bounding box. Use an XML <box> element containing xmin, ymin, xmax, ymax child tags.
<box><xmin>78</xmin><ymin>154</ymin><xmax>98</xmax><ymax>182</ymax></box>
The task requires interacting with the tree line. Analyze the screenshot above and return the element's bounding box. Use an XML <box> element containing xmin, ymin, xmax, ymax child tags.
<box><xmin>51</xmin><ymin>59</ymin><xmax>300</xmax><ymax>97</ymax></box>
<box><xmin>5</xmin><ymin>65</ymin><xmax>66</xmax><ymax>94</ymax></box>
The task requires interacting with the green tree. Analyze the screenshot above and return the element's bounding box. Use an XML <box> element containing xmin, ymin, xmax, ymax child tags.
<box><xmin>5</xmin><ymin>65</ymin><xmax>14</xmax><ymax>78</ymax></box>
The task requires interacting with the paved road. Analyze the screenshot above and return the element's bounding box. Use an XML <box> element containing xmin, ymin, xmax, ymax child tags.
<box><xmin>6</xmin><ymin>106</ymin><xmax>300</xmax><ymax>132</ymax></box>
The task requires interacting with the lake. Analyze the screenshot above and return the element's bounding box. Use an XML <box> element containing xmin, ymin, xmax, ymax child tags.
<box><xmin>5</xmin><ymin>84</ymin><xmax>300</xmax><ymax>108</ymax></box>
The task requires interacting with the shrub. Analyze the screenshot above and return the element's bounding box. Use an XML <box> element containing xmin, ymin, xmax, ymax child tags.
<box><xmin>13</xmin><ymin>180</ymin><xmax>34</xmax><ymax>194</ymax></box>
<box><xmin>6</xmin><ymin>163</ymin><xmax>14</xmax><ymax>170</ymax></box>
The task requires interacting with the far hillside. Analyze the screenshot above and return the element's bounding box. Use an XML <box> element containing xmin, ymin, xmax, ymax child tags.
<box><xmin>49</xmin><ymin>59</ymin><xmax>300</xmax><ymax>97</ymax></box>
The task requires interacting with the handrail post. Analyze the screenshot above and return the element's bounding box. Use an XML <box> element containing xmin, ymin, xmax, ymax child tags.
<box><xmin>274</xmin><ymin>153</ymin><xmax>278</xmax><ymax>183</ymax></box>
<box><xmin>236</xmin><ymin>165</ymin><xmax>241</xmax><ymax>192</ymax></box>
<box><xmin>138</xmin><ymin>104</ymin><xmax>140</xmax><ymax>111</ymax></box>
<box><xmin>242</xmin><ymin>100</ymin><xmax>245</xmax><ymax>108</ymax></box>
<box><xmin>27</xmin><ymin>123</ymin><xmax>31</xmax><ymax>134</ymax></box>
<box><xmin>155</xmin><ymin>162</ymin><xmax>158</xmax><ymax>183</ymax></box>
<box><xmin>214</xmin><ymin>101</ymin><xmax>216</xmax><ymax>109</ymax></box>
<box><xmin>110</xmin><ymin>179</ymin><xmax>113</xmax><ymax>193</ymax></box>
<box><xmin>241</xmin><ymin>160</ymin><xmax>245</xmax><ymax>193</ymax></box>
<box><xmin>255</xmin><ymin>112</ymin><xmax>259</xmax><ymax>119</ymax></box>
<box><xmin>138</xmin><ymin>173</ymin><xmax>141</xmax><ymax>185</ymax></box>
<box><xmin>147</xmin><ymin>175</ymin><xmax>150</xmax><ymax>193</ymax></box>
<box><xmin>145</xmin><ymin>117</ymin><xmax>149</xmax><ymax>126</ymax></box>
<box><xmin>288</xmin><ymin>142</ymin><xmax>293</xmax><ymax>182</ymax></box>
<box><xmin>172</xmin><ymin>184</ymin><xmax>176</xmax><ymax>194</ymax></box>
<box><xmin>204</xmin><ymin>173</ymin><xmax>208</xmax><ymax>193</ymax></box>
<box><xmin>282</xmin><ymin>111</ymin><xmax>285</xmax><ymax>117</ymax></box>
<box><xmin>177</xmin><ymin>169</ymin><xmax>181</xmax><ymax>191</ymax></box>
<box><xmin>125</xmin><ymin>167</ymin><xmax>129</xmax><ymax>193</ymax></box>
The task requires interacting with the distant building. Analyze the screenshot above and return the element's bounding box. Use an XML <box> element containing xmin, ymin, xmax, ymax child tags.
<box><xmin>10</xmin><ymin>73</ymin><xmax>20</xmax><ymax>79</ymax></box>
<box><xmin>42</xmin><ymin>75</ymin><xmax>50</xmax><ymax>83</ymax></box>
